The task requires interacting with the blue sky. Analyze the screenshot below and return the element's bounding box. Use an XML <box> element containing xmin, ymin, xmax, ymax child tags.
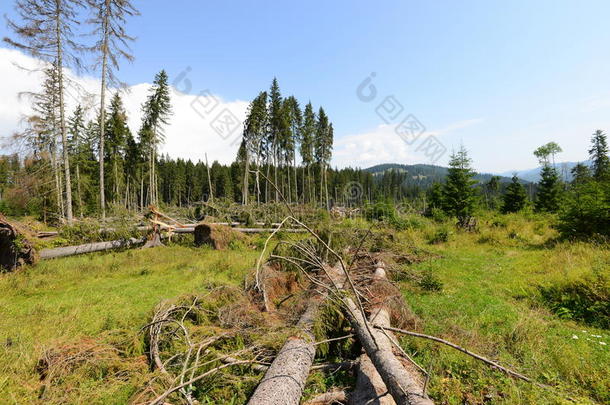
<box><xmin>2</xmin><ymin>0</ymin><xmax>610</xmax><ymax>172</ymax></box>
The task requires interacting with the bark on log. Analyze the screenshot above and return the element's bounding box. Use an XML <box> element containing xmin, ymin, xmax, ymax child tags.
<box><xmin>248</xmin><ymin>264</ymin><xmax>345</xmax><ymax>405</ymax></box>
<box><xmin>39</xmin><ymin>237</ymin><xmax>145</xmax><ymax>260</ymax></box>
<box><xmin>350</xmin><ymin>309</ymin><xmax>399</xmax><ymax>405</ymax></box>
<box><xmin>304</xmin><ymin>390</ymin><xmax>347</xmax><ymax>405</ymax></box>
<box><xmin>342</xmin><ymin>265</ymin><xmax>433</xmax><ymax>405</ymax></box>
<box><xmin>246</xmin><ymin>296</ymin><xmax>320</xmax><ymax>405</ymax></box>
<box><xmin>0</xmin><ymin>214</ymin><xmax>37</xmax><ymax>271</ymax></box>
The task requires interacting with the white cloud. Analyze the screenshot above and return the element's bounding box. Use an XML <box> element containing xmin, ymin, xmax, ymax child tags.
<box><xmin>1</xmin><ymin>47</ymin><xmax>485</xmax><ymax>170</ymax></box>
<box><xmin>0</xmin><ymin>47</ymin><xmax>248</xmax><ymax>164</ymax></box>
<box><xmin>332</xmin><ymin>118</ymin><xmax>483</xmax><ymax>169</ymax></box>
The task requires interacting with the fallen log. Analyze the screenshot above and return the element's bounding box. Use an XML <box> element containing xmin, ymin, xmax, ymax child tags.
<box><xmin>247</xmin><ymin>264</ymin><xmax>345</xmax><ymax>405</ymax></box>
<box><xmin>39</xmin><ymin>237</ymin><xmax>146</xmax><ymax>260</ymax></box>
<box><xmin>246</xmin><ymin>295</ymin><xmax>320</xmax><ymax>405</ymax></box>
<box><xmin>342</xmin><ymin>264</ymin><xmax>433</xmax><ymax>405</ymax></box>
<box><xmin>304</xmin><ymin>390</ymin><xmax>348</xmax><ymax>405</ymax></box>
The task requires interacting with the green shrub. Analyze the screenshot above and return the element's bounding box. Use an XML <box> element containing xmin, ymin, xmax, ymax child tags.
<box><xmin>363</xmin><ymin>201</ymin><xmax>396</xmax><ymax>222</ymax></box>
<box><xmin>558</xmin><ymin>180</ymin><xmax>610</xmax><ymax>239</ymax></box>
<box><xmin>428</xmin><ymin>227</ymin><xmax>451</xmax><ymax>244</ymax></box>
<box><xmin>419</xmin><ymin>270</ymin><xmax>443</xmax><ymax>292</ymax></box>
<box><xmin>429</xmin><ymin>207</ymin><xmax>448</xmax><ymax>223</ymax></box>
<box><xmin>537</xmin><ymin>272</ymin><xmax>609</xmax><ymax>329</ymax></box>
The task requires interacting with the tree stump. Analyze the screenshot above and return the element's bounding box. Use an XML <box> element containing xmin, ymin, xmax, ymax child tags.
<box><xmin>0</xmin><ymin>214</ymin><xmax>37</xmax><ymax>272</ymax></box>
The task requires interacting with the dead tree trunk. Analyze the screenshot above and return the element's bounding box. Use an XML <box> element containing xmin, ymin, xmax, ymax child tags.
<box><xmin>342</xmin><ymin>265</ymin><xmax>433</xmax><ymax>405</ymax></box>
<box><xmin>39</xmin><ymin>237</ymin><xmax>145</xmax><ymax>260</ymax></box>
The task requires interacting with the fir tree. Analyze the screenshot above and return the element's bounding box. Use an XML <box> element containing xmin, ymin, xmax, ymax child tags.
<box><xmin>535</xmin><ymin>165</ymin><xmax>562</xmax><ymax>213</ymax></box>
<box><xmin>315</xmin><ymin>107</ymin><xmax>332</xmax><ymax>208</ymax></box>
<box><xmin>68</xmin><ymin>105</ymin><xmax>86</xmax><ymax>216</ymax></box>
<box><xmin>140</xmin><ymin>70</ymin><xmax>172</xmax><ymax>205</ymax></box>
<box><xmin>502</xmin><ymin>175</ymin><xmax>527</xmax><ymax>213</ymax></box>
<box><xmin>267</xmin><ymin>78</ymin><xmax>282</xmax><ymax>201</ymax></box>
<box><xmin>570</xmin><ymin>163</ymin><xmax>591</xmax><ymax>186</ymax></box>
<box><xmin>533</xmin><ymin>143</ymin><xmax>563</xmax><ymax>213</ymax></box>
<box><xmin>588</xmin><ymin>130</ymin><xmax>610</xmax><ymax>180</ymax></box>
<box><xmin>105</xmin><ymin>93</ymin><xmax>131</xmax><ymax>204</ymax></box>
<box><xmin>426</xmin><ymin>182</ymin><xmax>443</xmax><ymax>215</ymax></box>
<box><xmin>241</xmin><ymin>91</ymin><xmax>268</xmax><ymax>204</ymax></box>
<box><xmin>300</xmin><ymin>102</ymin><xmax>316</xmax><ymax>203</ymax></box>
<box><xmin>442</xmin><ymin>146</ymin><xmax>477</xmax><ymax>221</ymax></box>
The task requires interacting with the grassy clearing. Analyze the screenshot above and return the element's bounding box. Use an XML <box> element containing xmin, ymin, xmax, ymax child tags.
<box><xmin>0</xmin><ymin>213</ymin><xmax>608</xmax><ymax>404</ymax></box>
<box><xmin>0</xmin><ymin>243</ymin><xmax>260</xmax><ymax>403</ymax></box>
<box><xmin>395</xmin><ymin>214</ymin><xmax>609</xmax><ymax>404</ymax></box>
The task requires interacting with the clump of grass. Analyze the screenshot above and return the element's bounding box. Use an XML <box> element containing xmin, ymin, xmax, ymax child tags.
<box><xmin>36</xmin><ymin>336</ymin><xmax>148</xmax><ymax>404</ymax></box>
<box><xmin>537</xmin><ymin>271</ymin><xmax>609</xmax><ymax>328</ymax></box>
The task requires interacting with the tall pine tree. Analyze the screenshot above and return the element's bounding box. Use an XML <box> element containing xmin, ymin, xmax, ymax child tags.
<box><xmin>139</xmin><ymin>70</ymin><xmax>172</xmax><ymax>206</ymax></box>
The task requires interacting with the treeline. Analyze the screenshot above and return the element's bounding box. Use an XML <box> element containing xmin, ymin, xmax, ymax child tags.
<box><xmin>423</xmin><ymin>132</ymin><xmax>610</xmax><ymax>239</ymax></box>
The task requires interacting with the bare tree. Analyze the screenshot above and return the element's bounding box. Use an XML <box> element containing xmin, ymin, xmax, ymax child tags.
<box><xmin>87</xmin><ymin>0</ymin><xmax>138</xmax><ymax>218</ymax></box>
<box><xmin>4</xmin><ymin>0</ymin><xmax>86</xmax><ymax>223</ymax></box>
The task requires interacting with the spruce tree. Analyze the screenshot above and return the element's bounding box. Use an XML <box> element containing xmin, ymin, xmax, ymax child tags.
<box><xmin>426</xmin><ymin>182</ymin><xmax>443</xmax><ymax>215</ymax></box>
<box><xmin>140</xmin><ymin>70</ymin><xmax>172</xmax><ymax>206</ymax></box>
<box><xmin>284</xmin><ymin>96</ymin><xmax>302</xmax><ymax>202</ymax></box>
<box><xmin>241</xmin><ymin>91</ymin><xmax>268</xmax><ymax>204</ymax></box>
<box><xmin>68</xmin><ymin>105</ymin><xmax>86</xmax><ymax>216</ymax></box>
<box><xmin>5</xmin><ymin>0</ymin><xmax>87</xmax><ymax>223</ymax></box>
<box><xmin>442</xmin><ymin>146</ymin><xmax>477</xmax><ymax>221</ymax></box>
<box><xmin>588</xmin><ymin>130</ymin><xmax>610</xmax><ymax>180</ymax></box>
<box><xmin>533</xmin><ymin>143</ymin><xmax>563</xmax><ymax>213</ymax></box>
<box><xmin>502</xmin><ymin>175</ymin><xmax>527</xmax><ymax>213</ymax></box>
<box><xmin>315</xmin><ymin>107</ymin><xmax>332</xmax><ymax>209</ymax></box>
<box><xmin>571</xmin><ymin>163</ymin><xmax>591</xmax><ymax>186</ymax></box>
<box><xmin>535</xmin><ymin>165</ymin><xmax>562</xmax><ymax>213</ymax></box>
<box><xmin>267</xmin><ymin>78</ymin><xmax>282</xmax><ymax>201</ymax></box>
<box><xmin>105</xmin><ymin>93</ymin><xmax>131</xmax><ymax>204</ymax></box>
<box><xmin>300</xmin><ymin>102</ymin><xmax>316</xmax><ymax>203</ymax></box>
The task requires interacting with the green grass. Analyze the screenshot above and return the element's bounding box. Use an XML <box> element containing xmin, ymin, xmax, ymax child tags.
<box><xmin>1</xmin><ymin>213</ymin><xmax>608</xmax><ymax>404</ymax></box>
<box><xmin>0</xmin><ymin>244</ymin><xmax>260</xmax><ymax>404</ymax></box>
<box><xmin>397</xmin><ymin>215</ymin><xmax>609</xmax><ymax>404</ymax></box>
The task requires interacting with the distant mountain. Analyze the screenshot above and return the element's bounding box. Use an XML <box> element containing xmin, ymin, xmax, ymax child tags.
<box><xmin>498</xmin><ymin>160</ymin><xmax>592</xmax><ymax>182</ymax></box>
<box><xmin>365</xmin><ymin>163</ymin><xmax>525</xmax><ymax>184</ymax></box>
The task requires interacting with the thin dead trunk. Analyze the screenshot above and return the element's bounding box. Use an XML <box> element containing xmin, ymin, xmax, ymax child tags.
<box><xmin>55</xmin><ymin>2</ymin><xmax>73</xmax><ymax>223</ymax></box>
<box><xmin>50</xmin><ymin>143</ymin><xmax>64</xmax><ymax>220</ymax></box>
<box><xmin>98</xmin><ymin>1</ymin><xmax>110</xmax><ymax>219</ymax></box>
<box><xmin>205</xmin><ymin>152</ymin><xmax>213</xmax><ymax>201</ymax></box>
<box><xmin>75</xmin><ymin>159</ymin><xmax>83</xmax><ymax>217</ymax></box>
<box><xmin>140</xmin><ymin>168</ymin><xmax>144</xmax><ymax>209</ymax></box>
<box><xmin>242</xmin><ymin>151</ymin><xmax>250</xmax><ymax>205</ymax></box>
